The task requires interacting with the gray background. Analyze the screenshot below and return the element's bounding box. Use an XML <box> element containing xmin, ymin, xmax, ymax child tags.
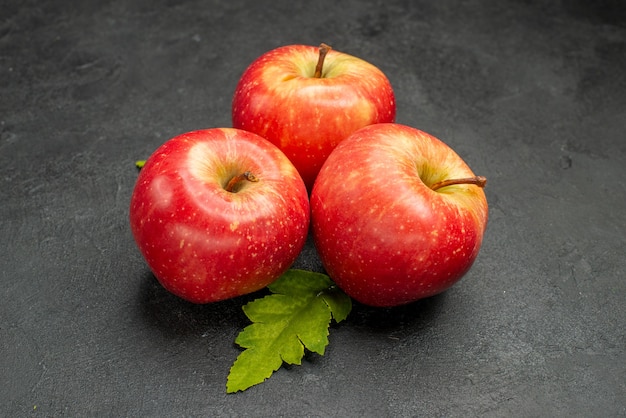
<box><xmin>2</xmin><ymin>0</ymin><xmax>625</xmax><ymax>416</ymax></box>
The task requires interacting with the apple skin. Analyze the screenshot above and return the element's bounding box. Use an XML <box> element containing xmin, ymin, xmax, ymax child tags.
<box><xmin>129</xmin><ymin>128</ymin><xmax>310</xmax><ymax>304</ymax></box>
<box><xmin>232</xmin><ymin>44</ymin><xmax>396</xmax><ymax>191</ymax></box>
<box><xmin>310</xmin><ymin>123</ymin><xmax>488</xmax><ymax>307</ymax></box>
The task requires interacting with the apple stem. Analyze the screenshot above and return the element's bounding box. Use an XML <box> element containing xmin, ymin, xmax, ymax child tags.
<box><xmin>314</xmin><ymin>43</ymin><xmax>332</xmax><ymax>78</ymax></box>
<box><xmin>225</xmin><ymin>171</ymin><xmax>259</xmax><ymax>193</ymax></box>
<box><xmin>430</xmin><ymin>176</ymin><xmax>487</xmax><ymax>191</ymax></box>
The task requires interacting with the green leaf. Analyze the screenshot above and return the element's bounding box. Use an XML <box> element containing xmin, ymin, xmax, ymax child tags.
<box><xmin>320</xmin><ymin>285</ymin><xmax>352</xmax><ymax>323</ymax></box>
<box><xmin>135</xmin><ymin>160</ymin><xmax>146</xmax><ymax>169</ymax></box>
<box><xmin>226</xmin><ymin>269</ymin><xmax>352</xmax><ymax>393</ymax></box>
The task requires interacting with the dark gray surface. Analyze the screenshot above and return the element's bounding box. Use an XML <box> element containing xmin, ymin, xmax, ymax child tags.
<box><xmin>2</xmin><ymin>0</ymin><xmax>625</xmax><ymax>416</ymax></box>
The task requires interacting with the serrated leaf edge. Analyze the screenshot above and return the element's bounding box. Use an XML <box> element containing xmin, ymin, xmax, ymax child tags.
<box><xmin>226</xmin><ymin>269</ymin><xmax>353</xmax><ymax>393</ymax></box>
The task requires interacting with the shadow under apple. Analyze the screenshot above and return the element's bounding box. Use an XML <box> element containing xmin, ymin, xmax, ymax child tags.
<box><xmin>136</xmin><ymin>269</ymin><xmax>267</xmax><ymax>341</ymax></box>
<box><xmin>344</xmin><ymin>291</ymin><xmax>449</xmax><ymax>337</ymax></box>
<box><xmin>135</xmin><ymin>262</ymin><xmax>450</xmax><ymax>358</ymax></box>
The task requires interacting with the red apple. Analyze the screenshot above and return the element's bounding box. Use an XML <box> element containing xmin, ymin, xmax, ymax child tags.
<box><xmin>310</xmin><ymin>123</ymin><xmax>488</xmax><ymax>307</ymax></box>
<box><xmin>129</xmin><ymin>128</ymin><xmax>310</xmax><ymax>303</ymax></box>
<box><xmin>232</xmin><ymin>43</ymin><xmax>396</xmax><ymax>191</ymax></box>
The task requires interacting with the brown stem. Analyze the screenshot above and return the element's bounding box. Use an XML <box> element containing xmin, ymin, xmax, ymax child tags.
<box><xmin>224</xmin><ymin>171</ymin><xmax>259</xmax><ymax>193</ymax></box>
<box><xmin>314</xmin><ymin>43</ymin><xmax>332</xmax><ymax>78</ymax></box>
<box><xmin>430</xmin><ymin>176</ymin><xmax>487</xmax><ymax>191</ymax></box>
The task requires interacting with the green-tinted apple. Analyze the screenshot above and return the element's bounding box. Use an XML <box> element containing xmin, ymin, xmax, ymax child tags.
<box><xmin>311</xmin><ymin>123</ymin><xmax>488</xmax><ymax>307</ymax></box>
<box><xmin>232</xmin><ymin>43</ymin><xmax>396</xmax><ymax>191</ymax></box>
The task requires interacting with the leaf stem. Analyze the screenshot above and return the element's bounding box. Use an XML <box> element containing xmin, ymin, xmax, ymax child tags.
<box><xmin>313</xmin><ymin>43</ymin><xmax>332</xmax><ymax>78</ymax></box>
